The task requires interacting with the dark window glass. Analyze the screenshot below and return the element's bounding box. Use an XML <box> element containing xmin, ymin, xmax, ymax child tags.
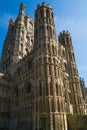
<box><xmin>28</xmin><ymin>61</ymin><xmax>32</xmax><ymax>70</ymax></box>
<box><xmin>27</xmin><ymin>84</ymin><xmax>31</xmax><ymax>93</ymax></box>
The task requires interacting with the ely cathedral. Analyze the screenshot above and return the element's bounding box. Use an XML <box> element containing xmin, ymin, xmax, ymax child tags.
<box><xmin>0</xmin><ymin>2</ymin><xmax>86</xmax><ymax>130</ymax></box>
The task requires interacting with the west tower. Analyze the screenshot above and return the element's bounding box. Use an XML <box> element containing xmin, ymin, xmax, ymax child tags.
<box><xmin>33</xmin><ymin>3</ymin><xmax>67</xmax><ymax>130</ymax></box>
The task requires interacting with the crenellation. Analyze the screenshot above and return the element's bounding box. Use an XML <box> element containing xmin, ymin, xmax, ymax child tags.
<box><xmin>37</xmin><ymin>3</ymin><xmax>52</xmax><ymax>10</ymax></box>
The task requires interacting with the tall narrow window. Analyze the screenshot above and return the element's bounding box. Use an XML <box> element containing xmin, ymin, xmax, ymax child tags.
<box><xmin>18</xmin><ymin>67</ymin><xmax>20</xmax><ymax>76</ymax></box>
<box><xmin>57</xmin><ymin>99</ymin><xmax>60</xmax><ymax>112</ymax></box>
<box><xmin>44</xmin><ymin>65</ymin><xmax>47</xmax><ymax>76</ymax></box>
<box><xmin>39</xmin><ymin>66</ymin><xmax>41</xmax><ymax>77</ymax></box>
<box><xmin>26</xmin><ymin>83</ymin><xmax>31</xmax><ymax>93</ymax></box>
<box><xmin>50</xmin><ymin>27</ymin><xmax>52</xmax><ymax>37</ymax></box>
<box><xmin>52</xmin><ymin>45</ymin><xmax>54</xmax><ymax>54</ymax></box>
<box><xmin>56</xmin><ymin>84</ymin><xmax>58</xmax><ymax>96</ymax></box>
<box><xmin>54</xmin><ymin>66</ymin><xmax>56</xmax><ymax>76</ymax></box>
<box><xmin>69</xmin><ymin>93</ymin><xmax>72</xmax><ymax>104</ymax></box>
<box><xmin>51</xmin><ymin>100</ymin><xmax>54</xmax><ymax>112</ymax></box>
<box><xmin>47</xmin><ymin>26</ymin><xmax>49</xmax><ymax>36</ymax></box>
<box><xmin>28</xmin><ymin>61</ymin><xmax>32</xmax><ymax>70</ymax></box>
<box><xmin>39</xmin><ymin>82</ymin><xmax>42</xmax><ymax>96</ymax></box>
<box><xmin>36</xmin><ymin>101</ymin><xmax>38</xmax><ymax>113</ymax></box>
<box><xmin>49</xmin><ymin>66</ymin><xmax>51</xmax><ymax>75</ymax></box>
<box><xmin>14</xmin><ymin>87</ymin><xmax>18</xmax><ymax>97</ymax></box>
<box><xmin>39</xmin><ymin>100</ymin><xmax>42</xmax><ymax>113</ymax></box>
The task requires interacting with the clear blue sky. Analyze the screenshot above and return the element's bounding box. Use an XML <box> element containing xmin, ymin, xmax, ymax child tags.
<box><xmin>0</xmin><ymin>0</ymin><xmax>87</xmax><ymax>86</ymax></box>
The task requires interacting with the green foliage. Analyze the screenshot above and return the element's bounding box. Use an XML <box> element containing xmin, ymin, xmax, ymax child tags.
<box><xmin>67</xmin><ymin>112</ymin><xmax>72</xmax><ymax>116</ymax></box>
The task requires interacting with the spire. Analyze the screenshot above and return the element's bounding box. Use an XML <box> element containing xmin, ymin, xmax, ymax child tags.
<box><xmin>18</xmin><ymin>3</ymin><xmax>25</xmax><ymax>25</ymax></box>
<box><xmin>18</xmin><ymin>3</ymin><xmax>25</xmax><ymax>16</ymax></box>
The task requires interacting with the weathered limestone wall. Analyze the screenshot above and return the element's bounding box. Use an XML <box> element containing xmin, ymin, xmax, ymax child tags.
<box><xmin>67</xmin><ymin>115</ymin><xmax>87</xmax><ymax>130</ymax></box>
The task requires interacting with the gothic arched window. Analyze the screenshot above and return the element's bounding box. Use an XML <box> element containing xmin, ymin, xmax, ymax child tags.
<box><xmin>39</xmin><ymin>82</ymin><xmax>42</xmax><ymax>96</ymax></box>
<box><xmin>25</xmin><ymin>83</ymin><xmax>31</xmax><ymax>94</ymax></box>
<box><xmin>28</xmin><ymin>61</ymin><xmax>32</xmax><ymax>70</ymax></box>
<box><xmin>40</xmin><ymin>10</ymin><xmax>43</xmax><ymax>18</ymax></box>
<box><xmin>57</xmin><ymin>99</ymin><xmax>60</xmax><ymax>112</ymax></box>
<box><xmin>52</xmin><ymin>45</ymin><xmax>54</xmax><ymax>54</ymax></box>
<box><xmin>56</xmin><ymin>84</ymin><xmax>58</xmax><ymax>96</ymax></box>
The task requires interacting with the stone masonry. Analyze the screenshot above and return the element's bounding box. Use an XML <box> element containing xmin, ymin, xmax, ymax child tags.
<box><xmin>0</xmin><ymin>2</ymin><xmax>85</xmax><ymax>130</ymax></box>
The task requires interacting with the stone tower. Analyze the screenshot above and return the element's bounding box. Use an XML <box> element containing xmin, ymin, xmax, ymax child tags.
<box><xmin>1</xmin><ymin>3</ymin><xmax>34</xmax><ymax>73</ymax></box>
<box><xmin>13</xmin><ymin>3</ymin><xmax>34</xmax><ymax>62</ymax></box>
<box><xmin>59</xmin><ymin>31</ymin><xmax>84</xmax><ymax>114</ymax></box>
<box><xmin>33</xmin><ymin>3</ymin><xmax>67</xmax><ymax>130</ymax></box>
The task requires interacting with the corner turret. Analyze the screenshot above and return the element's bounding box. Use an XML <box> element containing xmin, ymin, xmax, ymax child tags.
<box><xmin>18</xmin><ymin>3</ymin><xmax>25</xmax><ymax>16</ymax></box>
<box><xmin>17</xmin><ymin>3</ymin><xmax>25</xmax><ymax>25</ymax></box>
<box><xmin>58</xmin><ymin>30</ymin><xmax>72</xmax><ymax>47</ymax></box>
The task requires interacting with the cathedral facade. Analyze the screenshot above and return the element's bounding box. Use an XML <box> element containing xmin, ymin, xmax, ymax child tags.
<box><xmin>0</xmin><ymin>2</ymin><xmax>85</xmax><ymax>130</ymax></box>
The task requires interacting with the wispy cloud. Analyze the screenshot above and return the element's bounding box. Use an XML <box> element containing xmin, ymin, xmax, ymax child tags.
<box><xmin>0</xmin><ymin>13</ymin><xmax>16</xmax><ymax>29</ymax></box>
<box><xmin>55</xmin><ymin>16</ymin><xmax>87</xmax><ymax>40</ymax></box>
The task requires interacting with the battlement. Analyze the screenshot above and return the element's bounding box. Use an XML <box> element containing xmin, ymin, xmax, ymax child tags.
<box><xmin>37</xmin><ymin>2</ymin><xmax>52</xmax><ymax>9</ymax></box>
<box><xmin>59</xmin><ymin>30</ymin><xmax>71</xmax><ymax>37</ymax></box>
<box><xmin>58</xmin><ymin>30</ymin><xmax>72</xmax><ymax>46</ymax></box>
